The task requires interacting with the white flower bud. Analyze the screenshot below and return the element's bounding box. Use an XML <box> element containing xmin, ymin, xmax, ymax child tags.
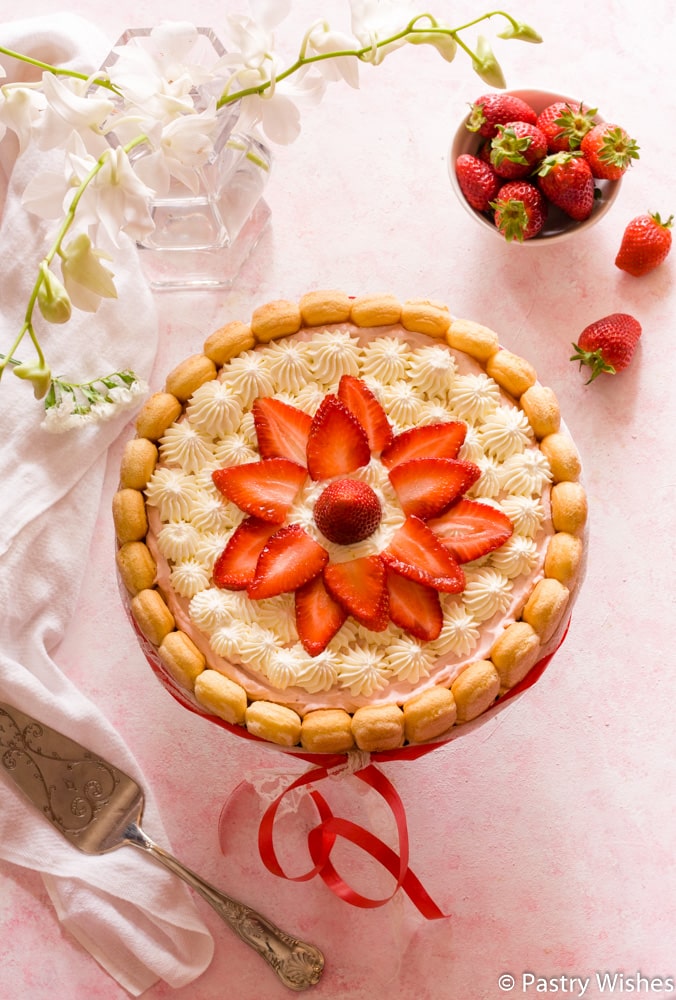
<box><xmin>37</xmin><ymin>263</ymin><xmax>72</xmax><ymax>324</ymax></box>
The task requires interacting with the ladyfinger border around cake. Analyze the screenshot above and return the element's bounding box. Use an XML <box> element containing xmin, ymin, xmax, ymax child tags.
<box><xmin>113</xmin><ymin>291</ymin><xmax>588</xmax><ymax>755</ymax></box>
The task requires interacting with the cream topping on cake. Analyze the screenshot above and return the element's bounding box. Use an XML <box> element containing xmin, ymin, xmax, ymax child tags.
<box><xmin>145</xmin><ymin>323</ymin><xmax>553</xmax><ymax>710</ymax></box>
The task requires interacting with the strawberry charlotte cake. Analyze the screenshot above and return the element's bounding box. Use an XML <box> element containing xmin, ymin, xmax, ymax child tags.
<box><xmin>113</xmin><ymin>292</ymin><xmax>587</xmax><ymax>754</ymax></box>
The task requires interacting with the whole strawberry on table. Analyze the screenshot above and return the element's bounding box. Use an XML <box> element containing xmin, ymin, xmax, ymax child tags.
<box><xmin>455</xmin><ymin>92</ymin><xmax>640</xmax><ymax>241</ymax></box>
<box><xmin>615</xmin><ymin>212</ymin><xmax>673</xmax><ymax>276</ymax></box>
<box><xmin>570</xmin><ymin>313</ymin><xmax>642</xmax><ymax>382</ymax></box>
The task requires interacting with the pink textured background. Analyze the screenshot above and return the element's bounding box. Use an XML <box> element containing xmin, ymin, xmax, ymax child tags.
<box><xmin>1</xmin><ymin>2</ymin><xmax>674</xmax><ymax>998</ymax></box>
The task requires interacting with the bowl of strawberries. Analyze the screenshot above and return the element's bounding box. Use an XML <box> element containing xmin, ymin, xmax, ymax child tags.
<box><xmin>449</xmin><ymin>89</ymin><xmax>639</xmax><ymax>243</ymax></box>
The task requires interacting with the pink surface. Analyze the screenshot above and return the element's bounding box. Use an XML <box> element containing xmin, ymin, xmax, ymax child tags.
<box><xmin>1</xmin><ymin>1</ymin><xmax>675</xmax><ymax>998</ymax></box>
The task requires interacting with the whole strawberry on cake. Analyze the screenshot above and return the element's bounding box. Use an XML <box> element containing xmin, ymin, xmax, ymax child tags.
<box><xmin>114</xmin><ymin>292</ymin><xmax>587</xmax><ymax>753</ymax></box>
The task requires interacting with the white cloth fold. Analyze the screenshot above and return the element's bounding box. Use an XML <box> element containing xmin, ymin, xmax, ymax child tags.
<box><xmin>0</xmin><ymin>15</ymin><xmax>214</xmax><ymax>995</ymax></box>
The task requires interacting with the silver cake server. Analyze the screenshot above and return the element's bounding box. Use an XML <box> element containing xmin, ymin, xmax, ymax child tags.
<box><xmin>0</xmin><ymin>701</ymin><xmax>324</xmax><ymax>991</ymax></box>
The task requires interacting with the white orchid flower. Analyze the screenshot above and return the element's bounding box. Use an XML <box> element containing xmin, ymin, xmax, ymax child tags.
<box><xmin>305</xmin><ymin>22</ymin><xmax>361</xmax><ymax>88</ymax></box>
<box><xmin>0</xmin><ymin>82</ymin><xmax>45</xmax><ymax>153</ymax></box>
<box><xmin>60</xmin><ymin>233</ymin><xmax>118</xmax><ymax>312</ymax></box>
<box><xmin>107</xmin><ymin>22</ymin><xmax>212</xmax><ymax>105</ymax></box>
<box><xmin>64</xmin><ymin>141</ymin><xmax>155</xmax><ymax>245</ymax></box>
<box><xmin>349</xmin><ymin>0</ymin><xmax>420</xmax><ymax>63</ymax></box>
<box><xmin>37</xmin><ymin>73</ymin><xmax>114</xmax><ymax>148</ymax></box>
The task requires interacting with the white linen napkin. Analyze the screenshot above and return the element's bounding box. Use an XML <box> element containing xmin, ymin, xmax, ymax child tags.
<box><xmin>0</xmin><ymin>15</ymin><xmax>214</xmax><ymax>994</ymax></box>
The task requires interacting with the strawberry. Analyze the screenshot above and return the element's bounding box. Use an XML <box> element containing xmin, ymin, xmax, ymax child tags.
<box><xmin>570</xmin><ymin>313</ymin><xmax>642</xmax><ymax>382</ymax></box>
<box><xmin>536</xmin><ymin>101</ymin><xmax>596</xmax><ymax>152</ymax></box>
<box><xmin>386</xmin><ymin>570</ymin><xmax>443</xmax><ymax>642</ymax></box>
<box><xmin>536</xmin><ymin>152</ymin><xmax>596</xmax><ymax>221</ymax></box>
<box><xmin>252</xmin><ymin>397</ymin><xmax>311</xmax><ymax>466</ymax></box>
<box><xmin>323</xmin><ymin>555</ymin><xmax>389</xmax><ymax>631</ymax></box>
<box><xmin>313</xmin><ymin>478</ymin><xmax>382</xmax><ymax>545</ymax></box>
<box><xmin>466</xmin><ymin>93</ymin><xmax>537</xmax><ymax>139</ymax></box>
<box><xmin>213</xmin><ymin>517</ymin><xmax>278</xmax><ymax>589</ymax></box>
<box><xmin>427</xmin><ymin>499</ymin><xmax>513</xmax><ymax>563</ymax></box>
<box><xmin>615</xmin><ymin>212</ymin><xmax>673</xmax><ymax>276</ymax></box>
<box><xmin>579</xmin><ymin>123</ymin><xmax>639</xmax><ymax>180</ymax></box>
<box><xmin>306</xmin><ymin>394</ymin><xmax>371</xmax><ymax>481</ymax></box>
<box><xmin>247</xmin><ymin>524</ymin><xmax>328</xmax><ymax>600</ymax></box>
<box><xmin>381</xmin><ymin>421</ymin><xmax>467</xmax><ymax>470</ymax></box>
<box><xmin>212</xmin><ymin>458</ymin><xmax>306</xmax><ymax>523</ymax></box>
<box><xmin>295</xmin><ymin>574</ymin><xmax>347</xmax><ymax>655</ymax></box>
<box><xmin>388</xmin><ymin>457</ymin><xmax>481</xmax><ymax>520</ymax></box>
<box><xmin>381</xmin><ymin>516</ymin><xmax>466</xmax><ymax>593</ymax></box>
<box><xmin>491</xmin><ymin>181</ymin><xmax>547</xmax><ymax>242</ymax></box>
<box><xmin>337</xmin><ymin>375</ymin><xmax>393</xmax><ymax>452</ymax></box>
<box><xmin>490</xmin><ymin>122</ymin><xmax>548</xmax><ymax>179</ymax></box>
<box><xmin>455</xmin><ymin>153</ymin><xmax>502</xmax><ymax>213</ymax></box>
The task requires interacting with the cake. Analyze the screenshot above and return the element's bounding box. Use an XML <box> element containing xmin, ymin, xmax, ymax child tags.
<box><xmin>113</xmin><ymin>291</ymin><xmax>587</xmax><ymax>754</ymax></box>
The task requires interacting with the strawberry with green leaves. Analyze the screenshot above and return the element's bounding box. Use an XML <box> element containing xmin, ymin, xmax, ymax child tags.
<box><xmin>491</xmin><ymin>181</ymin><xmax>547</xmax><ymax>241</ymax></box>
<box><xmin>615</xmin><ymin>212</ymin><xmax>673</xmax><ymax>276</ymax></box>
<box><xmin>536</xmin><ymin>101</ymin><xmax>597</xmax><ymax>152</ymax></box>
<box><xmin>466</xmin><ymin>92</ymin><xmax>537</xmax><ymax>138</ymax></box>
<box><xmin>570</xmin><ymin>313</ymin><xmax>642</xmax><ymax>382</ymax></box>
<box><xmin>536</xmin><ymin>151</ymin><xmax>596</xmax><ymax>221</ymax></box>
<box><xmin>580</xmin><ymin>123</ymin><xmax>640</xmax><ymax>180</ymax></box>
<box><xmin>490</xmin><ymin>121</ymin><xmax>548</xmax><ymax>179</ymax></box>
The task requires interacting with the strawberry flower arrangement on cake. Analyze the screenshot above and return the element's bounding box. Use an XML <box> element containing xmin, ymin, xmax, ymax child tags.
<box><xmin>0</xmin><ymin>3</ymin><xmax>540</xmax><ymax>429</ymax></box>
<box><xmin>208</xmin><ymin>375</ymin><xmax>514</xmax><ymax>664</ymax></box>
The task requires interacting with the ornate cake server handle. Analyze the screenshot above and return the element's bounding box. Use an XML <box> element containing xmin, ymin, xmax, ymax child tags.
<box><xmin>122</xmin><ymin>820</ymin><xmax>324</xmax><ymax>991</ymax></box>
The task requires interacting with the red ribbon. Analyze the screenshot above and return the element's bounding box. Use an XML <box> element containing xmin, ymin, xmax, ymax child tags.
<box><xmin>140</xmin><ymin>610</ymin><xmax>569</xmax><ymax>918</ymax></box>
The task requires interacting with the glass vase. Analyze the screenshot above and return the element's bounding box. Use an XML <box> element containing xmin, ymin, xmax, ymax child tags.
<box><xmin>99</xmin><ymin>27</ymin><xmax>272</xmax><ymax>290</ymax></box>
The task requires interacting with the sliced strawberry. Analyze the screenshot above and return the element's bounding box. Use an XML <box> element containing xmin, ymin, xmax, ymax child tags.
<box><xmin>381</xmin><ymin>421</ymin><xmax>467</xmax><ymax>470</ymax></box>
<box><xmin>388</xmin><ymin>457</ymin><xmax>481</xmax><ymax>520</ymax></box>
<box><xmin>212</xmin><ymin>458</ymin><xmax>306</xmax><ymax>523</ymax></box>
<box><xmin>295</xmin><ymin>574</ymin><xmax>348</xmax><ymax>656</ymax></box>
<box><xmin>252</xmin><ymin>397</ymin><xmax>312</xmax><ymax>466</ymax></box>
<box><xmin>386</xmin><ymin>569</ymin><xmax>443</xmax><ymax>642</ymax></box>
<box><xmin>337</xmin><ymin>375</ymin><xmax>393</xmax><ymax>453</ymax></box>
<box><xmin>323</xmin><ymin>555</ymin><xmax>389</xmax><ymax>631</ymax></box>
<box><xmin>427</xmin><ymin>498</ymin><xmax>513</xmax><ymax>563</ymax></box>
<box><xmin>306</xmin><ymin>394</ymin><xmax>371</xmax><ymax>481</ymax></box>
<box><xmin>247</xmin><ymin>524</ymin><xmax>328</xmax><ymax>600</ymax></box>
<box><xmin>213</xmin><ymin>518</ymin><xmax>278</xmax><ymax>590</ymax></box>
<box><xmin>381</xmin><ymin>516</ymin><xmax>465</xmax><ymax>593</ymax></box>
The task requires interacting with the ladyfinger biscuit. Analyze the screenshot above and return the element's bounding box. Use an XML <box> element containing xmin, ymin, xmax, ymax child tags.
<box><xmin>403</xmin><ymin>686</ymin><xmax>457</xmax><ymax>744</ymax></box>
<box><xmin>116</xmin><ymin>540</ymin><xmax>157</xmax><ymax>595</ymax></box>
<box><xmin>351</xmin><ymin>704</ymin><xmax>405</xmax><ymax>752</ymax></box>
<box><xmin>119</xmin><ymin>437</ymin><xmax>158</xmax><ymax>490</ymax></box>
<box><xmin>158</xmin><ymin>629</ymin><xmax>205</xmax><ymax>690</ymax></box>
<box><xmin>490</xmin><ymin>621</ymin><xmax>541</xmax><ymax>691</ymax></box>
<box><xmin>112</xmin><ymin>488</ymin><xmax>148</xmax><ymax>544</ymax></box>
<box><xmin>349</xmin><ymin>294</ymin><xmax>401</xmax><ymax>327</ymax></box>
<box><xmin>540</xmin><ymin>433</ymin><xmax>582</xmax><ymax>482</ymax></box>
<box><xmin>522</xmin><ymin>578</ymin><xmax>570</xmax><ymax>643</ymax></box>
<box><xmin>401</xmin><ymin>298</ymin><xmax>451</xmax><ymax>338</ymax></box>
<box><xmin>135</xmin><ymin>392</ymin><xmax>182</xmax><ymax>441</ymax></box>
<box><xmin>251</xmin><ymin>299</ymin><xmax>302</xmax><ymax>343</ymax></box>
<box><xmin>165</xmin><ymin>354</ymin><xmax>217</xmax><ymax>402</ymax></box>
<box><xmin>245</xmin><ymin>701</ymin><xmax>302</xmax><ymax>746</ymax></box>
<box><xmin>194</xmin><ymin>669</ymin><xmax>247</xmax><ymax>725</ymax></box>
<box><xmin>130</xmin><ymin>588</ymin><xmax>175</xmax><ymax>646</ymax></box>
<box><xmin>485</xmin><ymin>349</ymin><xmax>537</xmax><ymax>399</ymax></box>
<box><xmin>551</xmin><ymin>481</ymin><xmax>588</xmax><ymax>534</ymax></box>
<box><xmin>544</xmin><ymin>532</ymin><xmax>583</xmax><ymax>587</ymax></box>
<box><xmin>451</xmin><ymin>660</ymin><xmax>500</xmax><ymax>722</ymax></box>
<box><xmin>299</xmin><ymin>290</ymin><xmax>352</xmax><ymax>326</ymax></box>
<box><xmin>520</xmin><ymin>385</ymin><xmax>561</xmax><ymax>438</ymax></box>
<box><xmin>446</xmin><ymin>318</ymin><xmax>500</xmax><ymax>361</ymax></box>
<box><xmin>301</xmin><ymin>709</ymin><xmax>355</xmax><ymax>754</ymax></box>
<box><xmin>203</xmin><ymin>320</ymin><xmax>254</xmax><ymax>365</ymax></box>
